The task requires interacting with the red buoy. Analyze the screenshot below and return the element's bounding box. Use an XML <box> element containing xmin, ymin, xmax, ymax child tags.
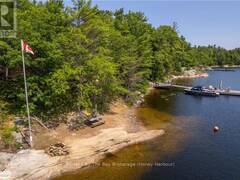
<box><xmin>213</xmin><ymin>126</ymin><xmax>219</xmax><ymax>132</ymax></box>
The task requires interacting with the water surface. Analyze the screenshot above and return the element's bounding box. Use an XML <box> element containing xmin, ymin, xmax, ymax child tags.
<box><xmin>55</xmin><ymin>69</ymin><xmax>240</xmax><ymax>180</ymax></box>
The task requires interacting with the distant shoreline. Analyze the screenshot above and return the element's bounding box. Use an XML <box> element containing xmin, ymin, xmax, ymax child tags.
<box><xmin>210</xmin><ymin>65</ymin><xmax>240</xmax><ymax>68</ymax></box>
<box><xmin>169</xmin><ymin>68</ymin><xmax>208</xmax><ymax>82</ymax></box>
<box><xmin>168</xmin><ymin>65</ymin><xmax>240</xmax><ymax>82</ymax></box>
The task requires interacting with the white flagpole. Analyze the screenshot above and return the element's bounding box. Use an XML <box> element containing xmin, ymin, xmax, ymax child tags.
<box><xmin>21</xmin><ymin>40</ymin><xmax>33</xmax><ymax>148</ymax></box>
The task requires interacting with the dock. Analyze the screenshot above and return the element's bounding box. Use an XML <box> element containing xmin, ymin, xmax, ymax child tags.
<box><xmin>218</xmin><ymin>90</ymin><xmax>240</xmax><ymax>96</ymax></box>
<box><xmin>210</xmin><ymin>68</ymin><xmax>236</xmax><ymax>72</ymax></box>
<box><xmin>153</xmin><ymin>83</ymin><xmax>191</xmax><ymax>90</ymax></box>
<box><xmin>153</xmin><ymin>83</ymin><xmax>240</xmax><ymax>96</ymax></box>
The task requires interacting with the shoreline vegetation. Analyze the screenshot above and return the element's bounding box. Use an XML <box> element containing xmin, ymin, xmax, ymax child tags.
<box><xmin>0</xmin><ymin>63</ymin><xmax>234</xmax><ymax>179</ymax></box>
<box><xmin>0</xmin><ymin>67</ymin><xmax>208</xmax><ymax>179</ymax></box>
<box><xmin>0</xmin><ymin>66</ymin><xmax>236</xmax><ymax>179</ymax></box>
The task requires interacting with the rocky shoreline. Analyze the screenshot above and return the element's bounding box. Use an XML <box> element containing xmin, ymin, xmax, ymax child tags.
<box><xmin>0</xmin><ymin>102</ymin><xmax>164</xmax><ymax>180</ymax></box>
<box><xmin>169</xmin><ymin>68</ymin><xmax>208</xmax><ymax>81</ymax></box>
<box><xmin>0</xmin><ymin>67</ymin><xmax>211</xmax><ymax>180</ymax></box>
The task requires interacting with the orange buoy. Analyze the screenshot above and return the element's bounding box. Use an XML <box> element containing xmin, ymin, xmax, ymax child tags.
<box><xmin>213</xmin><ymin>126</ymin><xmax>219</xmax><ymax>132</ymax></box>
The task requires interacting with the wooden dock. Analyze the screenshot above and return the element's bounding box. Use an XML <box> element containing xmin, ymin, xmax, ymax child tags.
<box><xmin>153</xmin><ymin>83</ymin><xmax>240</xmax><ymax>96</ymax></box>
<box><xmin>153</xmin><ymin>83</ymin><xmax>190</xmax><ymax>90</ymax></box>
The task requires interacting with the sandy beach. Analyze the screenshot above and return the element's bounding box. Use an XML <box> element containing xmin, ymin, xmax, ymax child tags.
<box><xmin>0</xmin><ymin>101</ymin><xmax>164</xmax><ymax>180</ymax></box>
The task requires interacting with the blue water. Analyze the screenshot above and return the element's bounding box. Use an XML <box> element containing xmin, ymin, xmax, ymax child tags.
<box><xmin>55</xmin><ymin>69</ymin><xmax>240</xmax><ymax>180</ymax></box>
<box><xmin>142</xmin><ymin>69</ymin><xmax>240</xmax><ymax>180</ymax></box>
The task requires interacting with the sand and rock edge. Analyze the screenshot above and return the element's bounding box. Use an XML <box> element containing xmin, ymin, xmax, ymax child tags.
<box><xmin>0</xmin><ymin>102</ymin><xmax>164</xmax><ymax>180</ymax></box>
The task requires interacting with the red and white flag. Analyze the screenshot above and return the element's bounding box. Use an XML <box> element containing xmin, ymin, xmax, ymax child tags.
<box><xmin>21</xmin><ymin>40</ymin><xmax>34</xmax><ymax>55</ymax></box>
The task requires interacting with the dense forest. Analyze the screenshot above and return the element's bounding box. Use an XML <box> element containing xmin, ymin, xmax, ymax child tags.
<box><xmin>1</xmin><ymin>0</ymin><xmax>240</xmax><ymax>120</ymax></box>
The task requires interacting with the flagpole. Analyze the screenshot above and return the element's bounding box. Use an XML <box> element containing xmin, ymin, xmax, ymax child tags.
<box><xmin>21</xmin><ymin>40</ymin><xmax>33</xmax><ymax>148</ymax></box>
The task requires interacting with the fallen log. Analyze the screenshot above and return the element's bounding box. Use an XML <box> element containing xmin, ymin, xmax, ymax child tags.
<box><xmin>32</xmin><ymin>116</ymin><xmax>49</xmax><ymax>130</ymax></box>
<box><xmin>20</xmin><ymin>130</ymin><xmax>31</xmax><ymax>147</ymax></box>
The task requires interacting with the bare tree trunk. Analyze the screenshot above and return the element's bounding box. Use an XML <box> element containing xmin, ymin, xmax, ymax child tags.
<box><xmin>5</xmin><ymin>66</ymin><xmax>8</xmax><ymax>80</ymax></box>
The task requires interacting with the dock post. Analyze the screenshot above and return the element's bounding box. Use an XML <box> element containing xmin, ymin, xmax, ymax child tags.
<box><xmin>219</xmin><ymin>80</ymin><xmax>223</xmax><ymax>90</ymax></box>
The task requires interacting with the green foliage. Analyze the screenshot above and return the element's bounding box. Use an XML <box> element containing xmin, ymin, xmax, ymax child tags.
<box><xmin>83</xmin><ymin>57</ymin><xmax>121</xmax><ymax>111</ymax></box>
<box><xmin>1</xmin><ymin>126</ymin><xmax>15</xmax><ymax>146</ymax></box>
<box><xmin>0</xmin><ymin>108</ymin><xmax>17</xmax><ymax>148</ymax></box>
<box><xmin>0</xmin><ymin>0</ymin><xmax>240</xmax><ymax>119</ymax></box>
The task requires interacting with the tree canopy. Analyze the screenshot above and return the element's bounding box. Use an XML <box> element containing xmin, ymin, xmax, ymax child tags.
<box><xmin>1</xmin><ymin>0</ymin><xmax>240</xmax><ymax>118</ymax></box>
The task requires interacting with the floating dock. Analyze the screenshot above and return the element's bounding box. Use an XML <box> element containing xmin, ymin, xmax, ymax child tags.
<box><xmin>153</xmin><ymin>83</ymin><xmax>240</xmax><ymax>96</ymax></box>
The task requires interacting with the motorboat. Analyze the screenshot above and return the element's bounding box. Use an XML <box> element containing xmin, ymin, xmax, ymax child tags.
<box><xmin>184</xmin><ymin>86</ymin><xmax>220</xmax><ymax>97</ymax></box>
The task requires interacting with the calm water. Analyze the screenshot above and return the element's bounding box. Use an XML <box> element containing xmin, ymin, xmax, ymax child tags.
<box><xmin>55</xmin><ymin>69</ymin><xmax>240</xmax><ymax>180</ymax></box>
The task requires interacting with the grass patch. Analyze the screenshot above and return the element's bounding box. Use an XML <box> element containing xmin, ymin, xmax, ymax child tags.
<box><xmin>0</xmin><ymin>100</ymin><xmax>19</xmax><ymax>149</ymax></box>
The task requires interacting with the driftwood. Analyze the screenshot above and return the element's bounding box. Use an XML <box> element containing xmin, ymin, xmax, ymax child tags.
<box><xmin>20</xmin><ymin>130</ymin><xmax>31</xmax><ymax>147</ymax></box>
<box><xmin>31</xmin><ymin>116</ymin><xmax>49</xmax><ymax>130</ymax></box>
<box><xmin>22</xmin><ymin>128</ymin><xmax>37</xmax><ymax>133</ymax></box>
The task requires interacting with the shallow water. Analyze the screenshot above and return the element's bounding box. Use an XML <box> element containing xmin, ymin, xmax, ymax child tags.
<box><xmin>55</xmin><ymin>69</ymin><xmax>240</xmax><ymax>180</ymax></box>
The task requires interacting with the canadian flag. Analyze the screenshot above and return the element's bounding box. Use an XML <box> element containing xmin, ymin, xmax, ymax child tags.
<box><xmin>21</xmin><ymin>40</ymin><xmax>34</xmax><ymax>55</ymax></box>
